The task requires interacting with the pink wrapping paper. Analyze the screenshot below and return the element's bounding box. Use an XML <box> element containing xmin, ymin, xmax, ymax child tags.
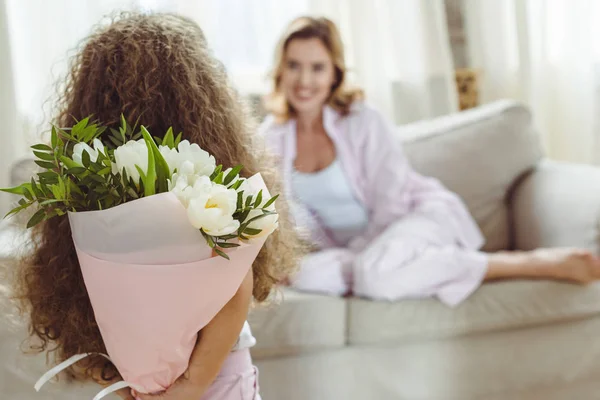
<box><xmin>67</xmin><ymin>174</ymin><xmax>269</xmax><ymax>394</ymax></box>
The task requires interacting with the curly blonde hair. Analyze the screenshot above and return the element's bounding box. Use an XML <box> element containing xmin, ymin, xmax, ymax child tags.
<box><xmin>15</xmin><ymin>12</ymin><xmax>299</xmax><ymax>382</ymax></box>
<box><xmin>264</xmin><ymin>16</ymin><xmax>364</xmax><ymax>122</ymax></box>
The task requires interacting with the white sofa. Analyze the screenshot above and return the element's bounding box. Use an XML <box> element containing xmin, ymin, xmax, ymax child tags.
<box><xmin>3</xmin><ymin>100</ymin><xmax>600</xmax><ymax>399</ymax></box>
<box><xmin>248</xmin><ymin>100</ymin><xmax>600</xmax><ymax>400</ymax></box>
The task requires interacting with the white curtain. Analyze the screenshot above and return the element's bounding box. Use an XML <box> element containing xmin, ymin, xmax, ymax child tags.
<box><xmin>0</xmin><ymin>1</ymin><xmax>19</xmax><ymax>215</ymax></box>
<box><xmin>1</xmin><ymin>0</ymin><xmax>457</xmax><ymax>214</ymax></box>
<box><xmin>464</xmin><ymin>0</ymin><xmax>600</xmax><ymax>163</ymax></box>
<box><xmin>306</xmin><ymin>0</ymin><xmax>458</xmax><ymax>123</ymax></box>
<box><xmin>142</xmin><ymin>0</ymin><xmax>458</xmax><ymax>123</ymax></box>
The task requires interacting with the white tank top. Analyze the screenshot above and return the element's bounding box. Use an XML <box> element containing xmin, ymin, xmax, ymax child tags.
<box><xmin>292</xmin><ymin>159</ymin><xmax>369</xmax><ymax>245</ymax></box>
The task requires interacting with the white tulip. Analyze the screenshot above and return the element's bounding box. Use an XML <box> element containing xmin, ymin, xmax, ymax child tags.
<box><xmin>72</xmin><ymin>139</ymin><xmax>104</xmax><ymax>166</ymax></box>
<box><xmin>113</xmin><ymin>139</ymin><xmax>149</xmax><ymax>183</ymax></box>
<box><xmin>186</xmin><ymin>178</ymin><xmax>240</xmax><ymax>236</ymax></box>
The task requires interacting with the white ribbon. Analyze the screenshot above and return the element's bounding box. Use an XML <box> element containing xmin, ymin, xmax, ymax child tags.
<box><xmin>34</xmin><ymin>352</ymin><xmax>143</xmax><ymax>400</ymax></box>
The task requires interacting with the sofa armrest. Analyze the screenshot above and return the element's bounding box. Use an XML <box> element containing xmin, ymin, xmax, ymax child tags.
<box><xmin>512</xmin><ymin>160</ymin><xmax>600</xmax><ymax>252</ymax></box>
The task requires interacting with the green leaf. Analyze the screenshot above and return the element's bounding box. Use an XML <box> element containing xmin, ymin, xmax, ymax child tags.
<box><xmin>240</xmin><ymin>212</ymin><xmax>269</xmax><ymax>228</ymax></box>
<box><xmin>211</xmin><ymin>165</ymin><xmax>223</xmax><ymax>180</ymax></box>
<box><xmin>81</xmin><ymin>149</ymin><xmax>91</xmax><ymax>168</ymax></box>
<box><xmin>244</xmin><ymin>195</ymin><xmax>253</xmax><ymax>208</ymax></box>
<box><xmin>214</xmin><ymin>248</ymin><xmax>230</xmax><ymax>260</ymax></box>
<box><xmin>30</xmin><ymin>179</ymin><xmax>44</xmax><ymax>198</ymax></box>
<box><xmin>66</xmin><ymin>167</ymin><xmax>87</xmax><ymax>175</ymax></box>
<box><xmin>215</xmin><ymin>242</ymin><xmax>240</xmax><ymax>249</ymax></box>
<box><xmin>254</xmin><ymin>190</ymin><xmax>263</xmax><ymax>208</ymax></box>
<box><xmin>72</xmin><ymin>117</ymin><xmax>90</xmax><ymax>140</ymax></box>
<box><xmin>97</xmin><ymin>166</ymin><xmax>112</xmax><ymax>175</ymax></box>
<box><xmin>163</xmin><ymin>127</ymin><xmax>175</xmax><ymax>148</ymax></box>
<box><xmin>27</xmin><ymin>209</ymin><xmax>46</xmax><ymax>228</ymax></box>
<box><xmin>109</xmin><ymin>135</ymin><xmax>123</xmax><ymax>148</ymax></box>
<box><xmin>0</xmin><ymin>185</ymin><xmax>28</xmax><ymax>195</ymax></box>
<box><xmin>69</xmin><ymin>180</ymin><xmax>83</xmax><ymax>196</ymax></box>
<box><xmin>135</xmin><ymin>165</ymin><xmax>147</xmax><ymax>186</ymax></box>
<box><xmin>174</xmin><ymin>132</ymin><xmax>183</xmax><ymax>146</ymax></box>
<box><xmin>33</xmin><ymin>151</ymin><xmax>55</xmax><ymax>161</ymax></box>
<box><xmin>95</xmin><ymin>126</ymin><xmax>107</xmax><ymax>138</ymax></box>
<box><xmin>243</xmin><ymin>227</ymin><xmax>262</xmax><ymax>236</ymax></box>
<box><xmin>229</xmin><ymin>180</ymin><xmax>243</xmax><ymax>190</ymax></box>
<box><xmin>236</xmin><ymin>191</ymin><xmax>243</xmax><ymax>210</ymax></box>
<box><xmin>31</xmin><ymin>144</ymin><xmax>53</xmax><ymax>152</ymax></box>
<box><xmin>23</xmin><ymin>189</ymin><xmax>33</xmax><ymax>201</ymax></box>
<box><xmin>224</xmin><ymin>165</ymin><xmax>243</xmax><ymax>186</ymax></box>
<box><xmin>38</xmin><ymin>171</ymin><xmax>57</xmax><ymax>179</ymax></box>
<box><xmin>204</xmin><ymin>233</ymin><xmax>216</xmax><ymax>248</ymax></box>
<box><xmin>58</xmin><ymin>176</ymin><xmax>66</xmax><ymax>198</ymax></box>
<box><xmin>35</xmin><ymin>160</ymin><xmax>56</xmax><ymax>170</ymax></box>
<box><xmin>51</xmin><ymin>127</ymin><xmax>58</xmax><ymax>148</ymax></box>
<box><xmin>60</xmin><ymin>156</ymin><xmax>80</xmax><ymax>169</ymax></box>
<box><xmin>140</xmin><ymin>126</ymin><xmax>158</xmax><ymax>196</ymax></box>
<box><xmin>82</xmin><ymin>124</ymin><xmax>98</xmax><ymax>143</ymax></box>
<box><xmin>213</xmin><ymin>171</ymin><xmax>224</xmax><ymax>185</ymax></box>
<box><xmin>88</xmin><ymin>174</ymin><xmax>105</xmax><ymax>183</ymax></box>
<box><xmin>50</xmin><ymin>185</ymin><xmax>61</xmax><ymax>199</ymax></box>
<box><xmin>141</xmin><ymin>125</ymin><xmax>170</xmax><ymax>192</ymax></box>
<box><xmin>4</xmin><ymin>202</ymin><xmax>31</xmax><ymax>218</ymax></box>
<box><xmin>218</xmin><ymin>234</ymin><xmax>239</xmax><ymax>241</ymax></box>
<box><xmin>262</xmin><ymin>194</ymin><xmax>279</xmax><ymax>209</ymax></box>
<box><xmin>40</xmin><ymin>199</ymin><xmax>63</xmax><ymax>206</ymax></box>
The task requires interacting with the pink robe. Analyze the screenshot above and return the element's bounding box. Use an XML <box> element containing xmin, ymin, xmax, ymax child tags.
<box><xmin>260</xmin><ymin>103</ymin><xmax>488</xmax><ymax>306</ymax></box>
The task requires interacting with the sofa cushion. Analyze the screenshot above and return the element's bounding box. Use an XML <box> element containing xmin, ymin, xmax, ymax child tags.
<box><xmin>249</xmin><ymin>288</ymin><xmax>346</xmax><ymax>358</ymax></box>
<box><xmin>512</xmin><ymin>160</ymin><xmax>600</xmax><ymax>253</ymax></box>
<box><xmin>401</xmin><ymin>100</ymin><xmax>543</xmax><ymax>251</ymax></box>
<box><xmin>348</xmin><ymin>280</ymin><xmax>600</xmax><ymax>345</ymax></box>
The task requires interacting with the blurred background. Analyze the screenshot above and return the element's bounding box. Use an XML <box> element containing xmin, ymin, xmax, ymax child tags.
<box><xmin>3</xmin><ymin>1</ymin><xmax>600</xmax><ymax>215</ymax></box>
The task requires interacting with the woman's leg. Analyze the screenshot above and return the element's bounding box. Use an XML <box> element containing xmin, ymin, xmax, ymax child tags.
<box><xmin>289</xmin><ymin>248</ymin><xmax>354</xmax><ymax>296</ymax></box>
<box><xmin>485</xmin><ymin>248</ymin><xmax>600</xmax><ymax>283</ymax></box>
<box><xmin>352</xmin><ymin>211</ymin><xmax>600</xmax><ymax>306</ymax></box>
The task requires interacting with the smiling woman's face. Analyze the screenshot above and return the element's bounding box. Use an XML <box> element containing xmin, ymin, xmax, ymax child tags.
<box><xmin>279</xmin><ymin>37</ymin><xmax>336</xmax><ymax>118</ymax></box>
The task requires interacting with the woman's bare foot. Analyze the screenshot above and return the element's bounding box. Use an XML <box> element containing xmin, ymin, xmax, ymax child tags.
<box><xmin>528</xmin><ymin>248</ymin><xmax>600</xmax><ymax>284</ymax></box>
<box><xmin>486</xmin><ymin>248</ymin><xmax>600</xmax><ymax>283</ymax></box>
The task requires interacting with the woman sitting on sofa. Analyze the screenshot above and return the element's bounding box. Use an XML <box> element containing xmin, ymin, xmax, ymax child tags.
<box><xmin>260</xmin><ymin>16</ymin><xmax>600</xmax><ymax>306</ymax></box>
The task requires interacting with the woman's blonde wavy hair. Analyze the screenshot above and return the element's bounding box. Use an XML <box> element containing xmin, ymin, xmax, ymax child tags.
<box><xmin>15</xmin><ymin>12</ymin><xmax>299</xmax><ymax>383</ymax></box>
<box><xmin>264</xmin><ymin>16</ymin><xmax>364</xmax><ymax>122</ymax></box>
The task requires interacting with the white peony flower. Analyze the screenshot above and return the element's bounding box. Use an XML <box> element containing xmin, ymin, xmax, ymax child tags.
<box><xmin>176</xmin><ymin>140</ymin><xmax>216</xmax><ymax>177</ymax></box>
<box><xmin>113</xmin><ymin>139</ymin><xmax>149</xmax><ymax>183</ymax></box>
<box><xmin>159</xmin><ymin>145</ymin><xmax>180</xmax><ymax>176</ymax></box>
<box><xmin>186</xmin><ymin>177</ymin><xmax>240</xmax><ymax>236</ymax></box>
<box><xmin>168</xmin><ymin>173</ymin><xmax>194</xmax><ymax>208</ymax></box>
<box><xmin>72</xmin><ymin>139</ymin><xmax>104</xmax><ymax>166</ymax></box>
<box><xmin>233</xmin><ymin>177</ymin><xmax>279</xmax><ymax>239</ymax></box>
<box><xmin>242</xmin><ymin>194</ymin><xmax>279</xmax><ymax>239</ymax></box>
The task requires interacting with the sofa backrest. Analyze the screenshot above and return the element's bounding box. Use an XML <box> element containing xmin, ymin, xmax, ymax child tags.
<box><xmin>400</xmin><ymin>100</ymin><xmax>543</xmax><ymax>251</ymax></box>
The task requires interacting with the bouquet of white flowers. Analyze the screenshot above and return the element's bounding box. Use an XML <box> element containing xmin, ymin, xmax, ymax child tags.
<box><xmin>2</xmin><ymin>117</ymin><xmax>279</xmax><ymax>398</ymax></box>
<box><xmin>4</xmin><ymin>116</ymin><xmax>279</xmax><ymax>257</ymax></box>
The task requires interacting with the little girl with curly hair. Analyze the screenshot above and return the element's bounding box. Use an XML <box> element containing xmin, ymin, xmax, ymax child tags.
<box><xmin>15</xmin><ymin>12</ymin><xmax>298</xmax><ymax>400</ymax></box>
